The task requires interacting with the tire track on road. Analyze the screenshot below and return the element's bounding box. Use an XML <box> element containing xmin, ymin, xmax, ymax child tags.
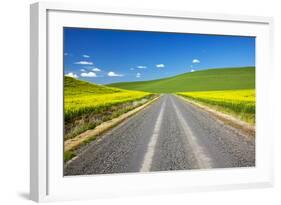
<box><xmin>170</xmin><ymin>96</ymin><xmax>213</xmax><ymax>169</ymax></box>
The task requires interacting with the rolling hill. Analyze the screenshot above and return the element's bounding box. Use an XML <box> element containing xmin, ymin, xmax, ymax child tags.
<box><xmin>64</xmin><ymin>76</ymin><xmax>123</xmax><ymax>95</ymax></box>
<box><xmin>108</xmin><ymin>67</ymin><xmax>255</xmax><ymax>93</ymax></box>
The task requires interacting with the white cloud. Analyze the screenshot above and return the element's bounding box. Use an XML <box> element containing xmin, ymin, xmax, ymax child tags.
<box><xmin>65</xmin><ymin>72</ymin><xmax>78</xmax><ymax>78</ymax></box>
<box><xmin>92</xmin><ymin>68</ymin><xmax>101</xmax><ymax>72</ymax></box>
<box><xmin>191</xmin><ymin>69</ymin><xmax>196</xmax><ymax>72</ymax></box>
<box><xmin>108</xmin><ymin>71</ymin><xmax>124</xmax><ymax>77</ymax></box>
<box><xmin>82</xmin><ymin>54</ymin><xmax>90</xmax><ymax>58</ymax></box>
<box><xmin>130</xmin><ymin>68</ymin><xmax>135</xmax><ymax>71</ymax></box>
<box><xmin>136</xmin><ymin>72</ymin><xmax>141</xmax><ymax>78</ymax></box>
<box><xmin>64</xmin><ymin>53</ymin><xmax>68</xmax><ymax>56</ymax></box>
<box><xmin>74</xmin><ymin>61</ymin><xmax>93</xmax><ymax>65</ymax></box>
<box><xmin>156</xmin><ymin>64</ymin><xmax>165</xmax><ymax>68</ymax></box>
<box><xmin>81</xmin><ymin>72</ymin><xmax>97</xmax><ymax>77</ymax></box>
<box><xmin>137</xmin><ymin>65</ymin><xmax>147</xmax><ymax>69</ymax></box>
<box><xmin>192</xmin><ymin>59</ymin><xmax>200</xmax><ymax>64</ymax></box>
<box><xmin>80</xmin><ymin>69</ymin><xmax>86</xmax><ymax>72</ymax></box>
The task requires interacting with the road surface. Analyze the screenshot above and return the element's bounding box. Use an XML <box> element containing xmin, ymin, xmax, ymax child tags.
<box><xmin>64</xmin><ymin>94</ymin><xmax>255</xmax><ymax>176</ymax></box>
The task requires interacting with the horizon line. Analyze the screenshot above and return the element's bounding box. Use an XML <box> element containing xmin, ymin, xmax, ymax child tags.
<box><xmin>106</xmin><ymin>65</ymin><xmax>255</xmax><ymax>85</ymax></box>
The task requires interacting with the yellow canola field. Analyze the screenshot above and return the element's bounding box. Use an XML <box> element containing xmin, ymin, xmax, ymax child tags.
<box><xmin>177</xmin><ymin>89</ymin><xmax>255</xmax><ymax>124</ymax></box>
<box><xmin>65</xmin><ymin>90</ymin><xmax>151</xmax><ymax>121</ymax></box>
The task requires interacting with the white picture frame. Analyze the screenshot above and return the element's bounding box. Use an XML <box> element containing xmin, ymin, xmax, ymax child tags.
<box><xmin>30</xmin><ymin>2</ymin><xmax>274</xmax><ymax>202</ymax></box>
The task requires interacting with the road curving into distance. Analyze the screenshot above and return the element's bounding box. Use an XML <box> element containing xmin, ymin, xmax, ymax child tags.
<box><xmin>64</xmin><ymin>94</ymin><xmax>255</xmax><ymax>176</ymax></box>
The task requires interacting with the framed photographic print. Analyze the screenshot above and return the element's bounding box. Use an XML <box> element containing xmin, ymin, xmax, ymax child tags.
<box><xmin>30</xmin><ymin>2</ymin><xmax>274</xmax><ymax>202</ymax></box>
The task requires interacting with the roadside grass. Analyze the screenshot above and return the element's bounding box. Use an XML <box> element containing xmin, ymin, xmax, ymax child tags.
<box><xmin>64</xmin><ymin>135</ymin><xmax>98</xmax><ymax>163</ymax></box>
<box><xmin>64</xmin><ymin>150</ymin><xmax>76</xmax><ymax>163</ymax></box>
<box><xmin>177</xmin><ymin>89</ymin><xmax>255</xmax><ymax>124</ymax></box>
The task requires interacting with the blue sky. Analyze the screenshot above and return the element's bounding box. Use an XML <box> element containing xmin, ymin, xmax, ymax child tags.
<box><xmin>64</xmin><ymin>27</ymin><xmax>255</xmax><ymax>84</ymax></box>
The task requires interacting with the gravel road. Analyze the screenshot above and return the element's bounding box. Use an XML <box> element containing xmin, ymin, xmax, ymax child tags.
<box><xmin>64</xmin><ymin>94</ymin><xmax>255</xmax><ymax>176</ymax></box>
